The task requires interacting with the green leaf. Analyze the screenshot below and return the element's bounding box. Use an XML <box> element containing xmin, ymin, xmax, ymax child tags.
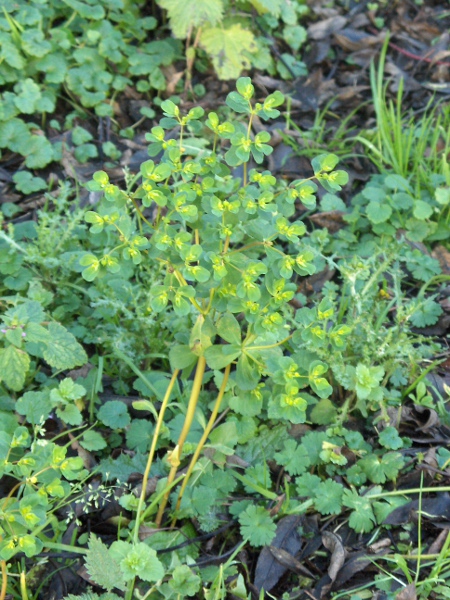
<box><xmin>12</xmin><ymin>171</ymin><xmax>47</xmax><ymax>194</ymax></box>
<box><xmin>226</xmin><ymin>91</ymin><xmax>250</xmax><ymax>114</ymax></box>
<box><xmin>217</xmin><ymin>312</ymin><xmax>241</xmax><ymax>345</ymax></box>
<box><xmin>274</xmin><ymin>439</ymin><xmax>310</xmax><ymax>475</ymax></box>
<box><xmin>0</xmin><ymin>345</ymin><xmax>30</xmax><ymax>391</ymax></box>
<box><xmin>311</xmin><ymin>153</ymin><xmax>339</xmax><ymax>174</ymax></box>
<box><xmin>359</xmin><ymin>452</ymin><xmax>404</xmax><ymax>484</ymax></box>
<box><xmin>296</xmin><ymin>473</ymin><xmax>321</xmax><ymax>497</ymax></box>
<box><xmin>353</xmin><ymin>364</ymin><xmax>384</xmax><ymax>400</ymax></box>
<box><xmin>435</xmin><ymin>187</ymin><xmax>450</xmax><ymax>206</ymax></box>
<box><xmin>410</xmin><ymin>298</ymin><xmax>443</xmax><ymax>327</ymax></box>
<box><xmin>379</xmin><ymin>427</ymin><xmax>403</xmax><ymax>450</ymax></box>
<box><xmin>366</xmin><ymin>201</ymin><xmax>392</xmax><ymax>224</ymax></box>
<box><xmin>16</xmin><ymin>391</ymin><xmax>52</xmax><ymax>424</ymax></box>
<box><xmin>239</xmin><ymin>505</ymin><xmax>276</xmax><ymax>547</ymax></box>
<box><xmin>342</xmin><ymin>489</ymin><xmax>375</xmax><ymax>533</ymax></box>
<box><xmin>413</xmin><ymin>200</ymin><xmax>433</xmax><ymax>220</ymax></box>
<box><xmin>200</xmin><ymin>24</ymin><xmax>257</xmax><ymax>80</ymax></box>
<box><xmin>310</xmin><ymin>398</ymin><xmax>338</xmax><ymax>425</ymax></box>
<box><xmin>98</xmin><ymin>401</ymin><xmax>131</xmax><ymax>429</ymax></box>
<box><xmin>314</xmin><ymin>480</ymin><xmax>343</xmax><ymax>515</ymax></box>
<box><xmin>169</xmin><ymin>565</ymin><xmax>201</xmax><ymax>597</ymax></box>
<box><xmin>208</xmin><ymin>421</ymin><xmax>238</xmax><ymax>455</ymax></box>
<box><xmin>81</xmin><ymin>430</ymin><xmax>107</xmax><ymax>451</ymax></box>
<box><xmin>13</xmin><ymin>78</ymin><xmax>42</xmax><ymax>114</ymax></box>
<box><xmin>126</xmin><ymin>419</ymin><xmax>154</xmax><ymax>453</ymax></box>
<box><xmin>0</xmin><ymin>118</ymin><xmax>31</xmax><ymax>153</ymax></box>
<box><xmin>308</xmin><ymin>361</ymin><xmax>332</xmax><ymax>398</ymax></box>
<box><xmin>43</xmin><ymin>323</ymin><xmax>87</xmax><ymax>370</ymax></box>
<box><xmin>24</xmin><ymin>135</ymin><xmax>54</xmax><ymax>169</ymax></box>
<box><xmin>56</xmin><ymin>403</ymin><xmax>83</xmax><ymax>426</ymax></box>
<box><xmin>109</xmin><ymin>541</ymin><xmax>164</xmax><ymax>582</ymax></box>
<box><xmin>236</xmin><ymin>354</ymin><xmax>260</xmax><ymax>390</ymax></box>
<box><xmin>63</xmin><ymin>0</ymin><xmax>105</xmax><ymax>19</ymax></box>
<box><xmin>204</xmin><ymin>345</ymin><xmax>241</xmax><ymax>370</ymax></box>
<box><xmin>169</xmin><ymin>344</ymin><xmax>198</xmax><ymax>370</ymax></box>
<box><xmin>157</xmin><ymin>0</ymin><xmax>224</xmax><ymax>38</ymax></box>
<box><xmin>236</xmin><ymin>77</ymin><xmax>254</xmax><ymax>99</ymax></box>
<box><xmin>384</xmin><ymin>174</ymin><xmax>411</xmax><ymax>192</ymax></box>
<box><xmin>85</xmin><ymin>536</ymin><xmax>127</xmax><ymax>592</ymax></box>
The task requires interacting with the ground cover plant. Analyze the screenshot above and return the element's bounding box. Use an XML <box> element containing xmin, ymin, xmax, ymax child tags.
<box><xmin>0</xmin><ymin>0</ymin><xmax>310</xmax><ymax>192</ymax></box>
<box><xmin>1</xmin><ymin>1</ymin><xmax>450</xmax><ymax>599</ymax></box>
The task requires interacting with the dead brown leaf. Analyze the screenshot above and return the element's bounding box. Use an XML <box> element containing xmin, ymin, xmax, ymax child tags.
<box><xmin>333</xmin><ymin>28</ymin><xmax>382</xmax><ymax>52</ymax></box>
<box><xmin>308</xmin><ymin>16</ymin><xmax>347</xmax><ymax>41</ymax></box>
<box><xmin>309</xmin><ymin>211</ymin><xmax>345</xmax><ymax>233</ymax></box>
<box><xmin>396</xmin><ymin>583</ymin><xmax>417</xmax><ymax>600</ymax></box>
<box><xmin>432</xmin><ymin>245</ymin><xmax>450</xmax><ymax>274</ymax></box>
<box><xmin>428</xmin><ymin>528</ymin><xmax>450</xmax><ymax>555</ymax></box>
<box><xmin>322</xmin><ymin>531</ymin><xmax>346</xmax><ymax>583</ymax></box>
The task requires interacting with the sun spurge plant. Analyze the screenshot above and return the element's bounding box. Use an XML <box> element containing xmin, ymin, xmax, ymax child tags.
<box><xmin>81</xmin><ymin>77</ymin><xmax>349</xmax><ymax>524</ymax></box>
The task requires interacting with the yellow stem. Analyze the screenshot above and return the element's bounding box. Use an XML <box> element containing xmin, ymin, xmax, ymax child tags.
<box><xmin>20</xmin><ymin>571</ymin><xmax>29</xmax><ymax>600</ymax></box>
<box><xmin>130</xmin><ymin>197</ymin><xmax>153</xmax><ymax>229</ymax></box>
<box><xmin>155</xmin><ymin>356</ymin><xmax>207</xmax><ymax>526</ymax></box>
<box><xmin>133</xmin><ymin>369</ymin><xmax>179</xmax><ymax>542</ymax></box>
<box><xmin>248</xmin><ymin>333</ymin><xmax>293</xmax><ymax>351</ymax></box>
<box><xmin>0</xmin><ymin>560</ymin><xmax>7</xmax><ymax>600</ymax></box>
<box><xmin>223</xmin><ymin>236</ymin><xmax>230</xmax><ymax>254</ymax></box>
<box><xmin>173</xmin><ymin>364</ymin><xmax>231</xmax><ymax>522</ymax></box>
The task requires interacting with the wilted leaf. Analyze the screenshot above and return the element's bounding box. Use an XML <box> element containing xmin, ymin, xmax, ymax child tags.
<box><xmin>157</xmin><ymin>0</ymin><xmax>223</xmax><ymax>39</ymax></box>
<box><xmin>200</xmin><ymin>25</ymin><xmax>257</xmax><ymax>80</ymax></box>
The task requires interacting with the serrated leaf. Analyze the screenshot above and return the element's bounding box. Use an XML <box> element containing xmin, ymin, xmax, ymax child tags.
<box><xmin>413</xmin><ymin>200</ymin><xmax>433</xmax><ymax>220</ymax></box>
<box><xmin>16</xmin><ymin>390</ymin><xmax>52</xmax><ymax>424</ymax></box>
<box><xmin>24</xmin><ymin>135</ymin><xmax>54</xmax><ymax>169</ymax></box>
<box><xmin>63</xmin><ymin>0</ymin><xmax>105</xmax><ymax>19</ymax></box>
<box><xmin>366</xmin><ymin>201</ymin><xmax>392</xmax><ymax>224</ymax></box>
<box><xmin>109</xmin><ymin>541</ymin><xmax>164</xmax><ymax>582</ymax></box>
<box><xmin>56</xmin><ymin>404</ymin><xmax>83</xmax><ymax>426</ymax></box>
<box><xmin>98</xmin><ymin>401</ymin><xmax>131</xmax><ymax>429</ymax></box>
<box><xmin>314</xmin><ymin>480</ymin><xmax>343</xmax><ymax>515</ymax></box>
<box><xmin>200</xmin><ymin>24</ymin><xmax>257</xmax><ymax>80</ymax></box>
<box><xmin>239</xmin><ymin>505</ymin><xmax>276</xmax><ymax>547</ymax></box>
<box><xmin>43</xmin><ymin>322</ymin><xmax>87</xmax><ymax>370</ymax></box>
<box><xmin>359</xmin><ymin>452</ymin><xmax>404</xmax><ymax>484</ymax></box>
<box><xmin>379</xmin><ymin>427</ymin><xmax>403</xmax><ymax>450</ymax></box>
<box><xmin>85</xmin><ymin>536</ymin><xmax>127</xmax><ymax>592</ymax></box>
<box><xmin>169</xmin><ymin>565</ymin><xmax>201</xmax><ymax>597</ymax></box>
<box><xmin>274</xmin><ymin>440</ymin><xmax>310</xmax><ymax>475</ymax></box>
<box><xmin>12</xmin><ymin>171</ymin><xmax>47</xmax><ymax>194</ymax></box>
<box><xmin>342</xmin><ymin>489</ymin><xmax>375</xmax><ymax>533</ymax></box>
<box><xmin>126</xmin><ymin>419</ymin><xmax>153</xmax><ymax>453</ymax></box>
<box><xmin>435</xmin><ymin>187</ymin><xmax>450</xmax><ymax>206</ymax></box>
<box><xmin>0</xmin><ymin>346</ymin><xmax>30</xmax><ymax>391</ymax></box>
<box><xmin>158</xmin><ymin>0</ymin><xmax>223</xmax><ymax>39</ymax></box>
<box><xmin>410</xmin><ymin>298</ymin><xmax>443</xmax><ymax>327</ymax></box>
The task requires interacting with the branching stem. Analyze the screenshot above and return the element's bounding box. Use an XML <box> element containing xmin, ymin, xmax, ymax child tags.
<box><xmin>155</xmin><ymin>356</ymin><xmax>206</xmax><ymax>526</ymax></box>
<box><xmin>134</xmin><ymin>369</ymin><xmax>179</xmax><ymax>542</ymax></box>
<box><xmin>173</xmin><ymin>364</ymin><xmax>231</xmax><ymax>522</ymax></box>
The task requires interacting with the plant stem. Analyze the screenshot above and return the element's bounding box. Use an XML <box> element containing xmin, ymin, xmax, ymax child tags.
<box><xmin>0</xmin><ymin>560</ymin><xmax>7</xmax><ymax>600</ymax></box>
<box><xmin>173</xmin><ymin>364</ymin><xmax>231</xmax><ymax>522</ymax></box>
<box><xmin>155</xmin><ymin>356</ymin><xmax>206</xmax><ymax>526</ymax></box>
<box><xmin>133</xmin><ymin>369</ymin><xmax>179</xmax><ymax>543</ymax></box>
